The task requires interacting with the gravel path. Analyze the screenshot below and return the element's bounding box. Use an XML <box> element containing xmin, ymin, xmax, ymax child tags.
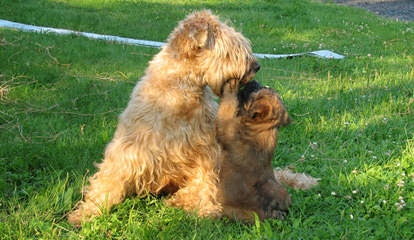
<box><xmin>333</xmin><ymin>0</ymin><xmax>414</xmax><ymax>22</ymax></box>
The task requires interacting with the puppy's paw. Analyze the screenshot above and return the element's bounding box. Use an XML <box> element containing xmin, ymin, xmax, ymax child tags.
<box><xmin>260</xmin><ymin>179</ymin><xmax>292</xmax><ymax>211</ymax></box>
<box><xmin>276</xmin><ymin>191</ymin><xmax>292</xmax><ymax>211</ymax></box>
<box><xmin>271</xmin><ymin>209</ymin><xmax>287</xmax><ymax>220</ymax></box>
<box><xmin>222</xmin><ymin>78</ymin><xmax>239</xmax><ymax>97</ymax></box>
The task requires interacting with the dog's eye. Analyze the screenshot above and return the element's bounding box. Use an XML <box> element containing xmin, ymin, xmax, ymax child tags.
<box><xmin>252</xmin><ymin>62</ymin><xmax>261</xmax><ymax>72</ymax></box>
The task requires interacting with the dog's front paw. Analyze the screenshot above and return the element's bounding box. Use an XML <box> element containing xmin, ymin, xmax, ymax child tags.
<box><xmin>222</xmin><ymin>78</ymin><xmax>239</xmax><ymax>97</ymax></box>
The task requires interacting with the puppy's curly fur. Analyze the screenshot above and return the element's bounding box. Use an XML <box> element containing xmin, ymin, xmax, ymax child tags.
<box><xmin>216</xmin><ymin>80</ymin><xmax>292</xmax><ymax>222</ymax></box>
<box><xmin>216</xmin><ymin>80</ymin><xmax>319</xmax><ymax>222</ymax></box>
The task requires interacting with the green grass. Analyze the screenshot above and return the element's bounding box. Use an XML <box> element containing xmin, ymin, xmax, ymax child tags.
<box><xmin>1</xmin><ymin>0</ymin><xmax>413</xmax><ymax>239</ymax></box>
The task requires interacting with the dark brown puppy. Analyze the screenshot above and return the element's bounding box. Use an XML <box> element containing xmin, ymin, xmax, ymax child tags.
<box><xmin>217</xmin><ymin>79</ymin><xmax>291</xmax><ymax>222</ymax></box>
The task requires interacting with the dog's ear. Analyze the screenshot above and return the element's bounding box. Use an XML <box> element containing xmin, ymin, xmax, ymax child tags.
<box><xmin>248</xmin><ymin>101</ymin><xmax>271</xmax><ymax>121</ymax></box>
<box><xmin>167</xmin><ymin>11</ymin><xmax>217</xmax><ymax>58</ymax></box>
<box><xmin>248</xmin><ymin>97</ymin><xmax>291</xmax><ymax>127</ymax></box>
<box><xmin>189</xmin><ymin>24</ymin><xmax>210</xmax><ymax>48</ymax></box>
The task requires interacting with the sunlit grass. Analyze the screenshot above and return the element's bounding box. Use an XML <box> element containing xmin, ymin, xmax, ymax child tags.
<box><xmin>1</xmin><ymin>0</ymin><xmax>413</xmax><ymax>239</ymax></box>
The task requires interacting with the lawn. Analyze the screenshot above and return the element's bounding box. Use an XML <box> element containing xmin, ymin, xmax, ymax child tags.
<box><xmin>0</xmin><ymin>0</ymin><xmax>413</xmax><ymax>239</ymax></box>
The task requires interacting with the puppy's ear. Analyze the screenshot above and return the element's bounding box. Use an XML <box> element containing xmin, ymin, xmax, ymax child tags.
<box><xmin>248</xmin><ymin>101</ymin><xmax>271</xmax><ymax>121</ymax></box>
<box><xmin>167</xmin><ymin>11</ymin><xmax>217</xmax><ymax>58</ymax></box>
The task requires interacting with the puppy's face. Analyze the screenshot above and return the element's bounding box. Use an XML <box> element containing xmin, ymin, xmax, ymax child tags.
<box><xmin>238</xmin><ymin>81</ymin><xmax>290</xmax><ymax>128</ymax></box>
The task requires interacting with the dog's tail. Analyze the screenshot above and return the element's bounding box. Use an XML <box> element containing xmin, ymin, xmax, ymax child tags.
<box><xmin>273</xmin><ymin>168</ymin><xmax>320</xmax><ymax>190</ymax></box>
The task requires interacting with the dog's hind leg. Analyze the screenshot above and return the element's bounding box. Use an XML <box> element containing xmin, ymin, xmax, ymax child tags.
<box><xmin>166</xmin><ymin>152</ymin><xmax>223</xmax><ymax>218</ymax></box>
<box><xmin>68</xmin><ymin>139</ymin><xmax>136</xmax><ymax>226</ymax></box>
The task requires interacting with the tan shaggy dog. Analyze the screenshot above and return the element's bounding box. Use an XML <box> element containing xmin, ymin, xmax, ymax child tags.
<box><xmin>68</xmin><ymin>10</ymin><xmax>260</xmax><ymax>225</ymax></box>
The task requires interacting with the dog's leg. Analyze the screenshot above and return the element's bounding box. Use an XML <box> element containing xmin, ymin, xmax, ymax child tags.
<box><xmin>166</xmin><ymin>154</ymin><xmax>222</xmax><ymax>218</ymax></box>
<box><xmin>255</xmin><ymin>179</ymin><xmax>291</xmax><ymax>219</ymax></box>
<box><xmin>216</xmin><ymin>79</ymin><xmax>239</xmax><ymax>145</ymax></box>
<box><xmin>68</xmin><ymin>139</ymin><xmax>135</xmax><ymax>226</ymax></box>
<box><xmin>222</xmin><ymin>205</ymin><xmax>259</xmax><ymax>222</ymax></box>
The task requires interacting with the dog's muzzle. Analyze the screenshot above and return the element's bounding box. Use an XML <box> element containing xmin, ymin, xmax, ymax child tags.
<box><xmin>252</xmin><ymin>62</ymin><xmax>261</xmax><ymax>73</ymax></box>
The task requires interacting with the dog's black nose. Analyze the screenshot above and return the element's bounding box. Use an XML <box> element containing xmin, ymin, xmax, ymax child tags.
<box><xmin>253</xmin><ymin>62</ymin><xmax>261</xmax><ymax>72</ymax></box>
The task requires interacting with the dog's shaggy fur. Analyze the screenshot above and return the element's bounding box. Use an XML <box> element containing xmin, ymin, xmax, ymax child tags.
<box><xmin>216</xmin><ymin>80</ymin><xmax>292</xmax><ymax>222</ymax></box>
<box><xmin>68</xmin><ymin>10</ymin><xmax>259</xmax><ymax>225</ymax></box>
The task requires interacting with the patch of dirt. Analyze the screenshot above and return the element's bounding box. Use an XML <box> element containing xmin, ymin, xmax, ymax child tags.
<box><xmin>332</xmin><ymin>0</ymin><xmax>414</xmax><ymax>22</ymax></box>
